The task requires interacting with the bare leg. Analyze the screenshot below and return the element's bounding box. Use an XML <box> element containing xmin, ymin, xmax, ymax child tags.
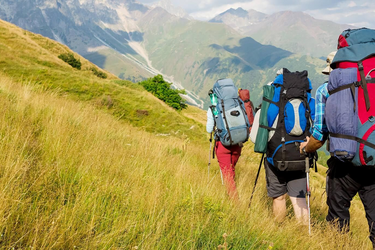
<box><xmin>273</xmin><ymin>194</ymin><xmax>287</xmax><ymax>222</ymax></box>
<box><xmin>290</xmin><ymin>197</ymin><xmax>308</xmax><ymax>225</ymax></box>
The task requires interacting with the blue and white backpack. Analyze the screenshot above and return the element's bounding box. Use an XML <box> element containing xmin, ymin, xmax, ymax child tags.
<box><xmin>209</xmin><ymin>79</ymin><xmax>250</xmax><ymax>147</ymax></box>
<box><xmin>265</xmin><ymin>69</ymin><xmax>315</xmax><ymax>171</ymax></box>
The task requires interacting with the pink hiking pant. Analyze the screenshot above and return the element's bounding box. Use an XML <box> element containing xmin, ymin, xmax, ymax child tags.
<box><xmin>215</xmin><ymin>141</ymin><xmax>242</xmax><ymax>199</ymax></box>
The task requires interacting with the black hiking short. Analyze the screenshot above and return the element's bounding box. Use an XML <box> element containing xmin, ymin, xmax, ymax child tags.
<box><xmin>264</xmin><ymin>160</ymin><xmax>306</xmax><ymax>198</ymax></box>
<box><xmin>326</xmin><ymin>157</ymin><xmax>375</xmax><ymax>245</ymax></box>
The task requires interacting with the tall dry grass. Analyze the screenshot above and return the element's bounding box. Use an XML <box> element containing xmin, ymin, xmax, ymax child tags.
<box><xmin>0</xmin><ymin>75</ymin><xmax>371</xmax><ymax>249</ymax></box>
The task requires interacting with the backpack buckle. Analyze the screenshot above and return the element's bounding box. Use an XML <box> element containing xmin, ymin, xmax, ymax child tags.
<box><xmin>358</xmin><ymin>61</ymin><xmax>364</xmax><ymax>71</ymax></box>
<box><xmin>280</xmin><ymin>161</ymin><xmax>285</xmax><ymax>169</ymax></box>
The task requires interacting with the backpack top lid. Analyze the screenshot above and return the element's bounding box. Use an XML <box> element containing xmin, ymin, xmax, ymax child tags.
<box><xmin>238</xmin><ymin>88</ymin><xmax>250</xmax><ymax>101</ymax></box>
<box><xmin>331</xmin><ymin>27</ymin><xmax>375</xmax><ymax>68</ymax></box>
<box><xmin>272</xmin><ymin>68</ymin><xmax>312</xmax><ymax>90</ymax></box>
<box><xmin>212</xmin><ymin>78</ymin><xmax>238</xmax><ymax>100</ymax></box>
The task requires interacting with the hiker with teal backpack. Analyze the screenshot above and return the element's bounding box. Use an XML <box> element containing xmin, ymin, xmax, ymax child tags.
<box><xmin>301</xmin><ymin>28</ymin><xmax>375</xmax><ymax>247</ymax></box>
<box><xmin>253</xmin><ymin>68</ymin><xmax>316</xmax><ymax>226</ymax></box>
<box><xmin>206</xmin><ymin>78</ymin><xmax>253</xmax><ymax>200</ymax></box>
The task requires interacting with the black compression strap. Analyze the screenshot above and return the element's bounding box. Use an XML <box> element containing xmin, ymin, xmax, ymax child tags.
<box><xmin>279</xmin><ymin>86</ymin><xmax>286</xmax><ymax>165</ymax></box>
<box><xmin>358</xmin><ymin>61</ymin><xmax>371</xmax><ymax>111</ymax></box>
<box><xmin>328</xmin><ymin>83</ymin><xmax>355</xmax><ymax>95</ymax></box>
<box><xmin>302</xmin><ymin>90</ymin><xmax>311</xmax><ymax>133</ymax></box>
<box><xmin>328</xmin><ymin>79</ymin><xmax>375</xmax><ymax>96</ymax></box>
<box><xmin>263</xmin><ymin>97</ymin><xmax>278</xmax><ymax>106</ymax></box>
<box><xmin>330</xmin><ymin>132</ymin><xmax>375</xmax><ymax>149</ymax></box>
<box><xmin>259</xmin><ymin>124</ymin><xmax>276</xmax><ymax>131</ymax></box>
<box><xmin>221</xmin><ymin>99</ymin><xmax>233</xmax><ymax>145</ymax></box>
<box><xmin>350</xmin><ymin>84</ymin><xmax>356</xmax><ymax>112</ymax></box>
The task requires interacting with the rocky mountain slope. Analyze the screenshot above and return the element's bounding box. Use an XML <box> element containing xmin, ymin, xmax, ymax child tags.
<box><xmin>210</xmin><ymin>8</ymin><xmax>266</xmax><ymax>32</ymax></box>
<box><xmin>139</xmin><ymin>7</ymin><xmax>327</xmax><ymax>105</ymax></box>
<box><xmin>0</xmin><ymin>0</ymin><xmax>153</xmax><ymax>82</ymax></box>
<box><xmin>211</xmin><ymin>8</ymin><xmax>353</xmax><ymax>58</ymax></box>
<box><xmin>0</xmin><ymin>0</ymin><xmax>332</xmax><ymax>107</ymax></box>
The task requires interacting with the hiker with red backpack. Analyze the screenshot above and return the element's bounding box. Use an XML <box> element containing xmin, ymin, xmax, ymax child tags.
<box><xmin>300</xmin><ymin>28</ymin><xmax>375</xmax><ymax>247</ymax></box>
<box><xmin>206</xmin><ymin>79</ymin><xmax>254</xmax><ymax>200</ymax></box>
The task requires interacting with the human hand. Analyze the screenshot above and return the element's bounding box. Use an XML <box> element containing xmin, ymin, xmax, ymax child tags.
<box><xmin>299</xmin><ymin>136</ymin><xmax>310</xmax><ymax>154</ymax></box>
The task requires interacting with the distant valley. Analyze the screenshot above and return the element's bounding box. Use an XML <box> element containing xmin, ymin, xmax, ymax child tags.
<box><xmin>0</xmin><ymin>0</ymin><xmax>354</xmax><ymax>107</ymax></box>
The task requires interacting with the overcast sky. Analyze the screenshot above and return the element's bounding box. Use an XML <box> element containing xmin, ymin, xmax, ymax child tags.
<box><xmin>137</xmin><ymin>0</ymin><xmax>375</xmax><ymax>29</ymax></box>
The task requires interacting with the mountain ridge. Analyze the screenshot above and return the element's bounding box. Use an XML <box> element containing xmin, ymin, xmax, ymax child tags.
<box><xmin>0</xmin><ymin>0</ymin><xmax>338</xmax><ymax>107</ymax></box>
<box><xmin>209</xmin><ymin>7</ymin><xmax>266</xmax><ymax>27</ymax></box>
<box><xmin>211</xmin><ymin>8</ymin><xmax>354</xmax><ymax>58</ymax></box>
<box><xmin>152</xmin><ymin>0</ymin><xmax>192</xmax><ymax>19</ymax></box>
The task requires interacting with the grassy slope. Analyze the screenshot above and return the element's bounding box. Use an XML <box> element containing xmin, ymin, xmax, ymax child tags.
<box><xmin>0</xmin><ymin>19</ymin><xmax>205</xmax><ymax>142</ymax></box>
<box><xmin>83</xmin><ymin>47</ymin><xmax>154</xmax><ymax>82</ymax></box>
<box><xmin>0</xmin><ymin>19</ymin><xmax>372</xmax><ymax>249</ymax></box>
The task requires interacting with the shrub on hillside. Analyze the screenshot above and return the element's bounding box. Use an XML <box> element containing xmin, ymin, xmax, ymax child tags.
<box><xmin>139</xmin><ymin>75</ymin><xmax>187</xmax><ymax>110</ymax></box>
<box><xmin>58</xmin><ymin>53</ymin><xmax>81</xmax><ymax>70</ymax></box>
<box><xmin>90</xmin><ymin>67</ymin><xmax>108</xmax><ymax>79</ymax></box>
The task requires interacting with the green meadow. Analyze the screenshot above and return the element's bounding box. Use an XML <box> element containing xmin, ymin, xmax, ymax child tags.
<box><xmin>0</xmin><ymin>19</ymin><xmax>372</xmax><ymax>249</ymax></box>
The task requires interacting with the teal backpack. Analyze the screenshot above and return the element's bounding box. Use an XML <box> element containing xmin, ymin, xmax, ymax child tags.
<box><xmin>208</xmin><ymin>79</ymin><xmax>250</xmax><ymax>147</ymax></box>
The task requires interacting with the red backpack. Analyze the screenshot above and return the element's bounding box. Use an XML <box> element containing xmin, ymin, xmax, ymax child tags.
<box><xmin>238</xmin><ymin>88</ymin><xmax>255</xmax><ymax>132</ymax></box>
<box><xmin>329</xmin><ymin>28</ymin><xmax>375</xmax><ymax>166</ymax></box>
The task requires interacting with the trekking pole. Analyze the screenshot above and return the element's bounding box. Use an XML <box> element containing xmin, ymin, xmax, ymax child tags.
<box><xmin>208</xmin><ymin>132</ymin><xmax>213</xmax><ymax>182</ymax></box>
<box><xmin>249</xmin><ymin>153</ymin><xmax>264</xmax><ymax>208</ymax></box>
<box><xmin>208</xmin><ymin>133</ymin><xmax>224</xmax><ymax>185</ymax></box>
<box><xmin>305</xmin><ymin>155</ymin><xmax>311</xmax><ymax>235</ymax></box>
<box><xmin>220</xmin><ymin>169</ymin><xmax>224</xmax><ymax>185</ymax></box>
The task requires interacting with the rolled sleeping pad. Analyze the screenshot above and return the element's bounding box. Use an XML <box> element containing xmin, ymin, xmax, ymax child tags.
<box><xmin>326</xmin><ymin>68</ymin><xmax>358</xmax><ymax>161</ymax></box>
<box><xmin>254</xmin><ymin>85</ymin><xmax>275</xmax><ymax>153</ymax></box>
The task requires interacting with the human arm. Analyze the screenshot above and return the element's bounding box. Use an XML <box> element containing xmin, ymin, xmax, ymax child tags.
<box><xmin>300</xmin><ymin>135</ymin><xmax>326</xmax><ymax>154</ymax></box>
<box><xmin>300</xmin><ymin>83</ymin><xmax>329</xmax><ymax>153</ymax></box>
